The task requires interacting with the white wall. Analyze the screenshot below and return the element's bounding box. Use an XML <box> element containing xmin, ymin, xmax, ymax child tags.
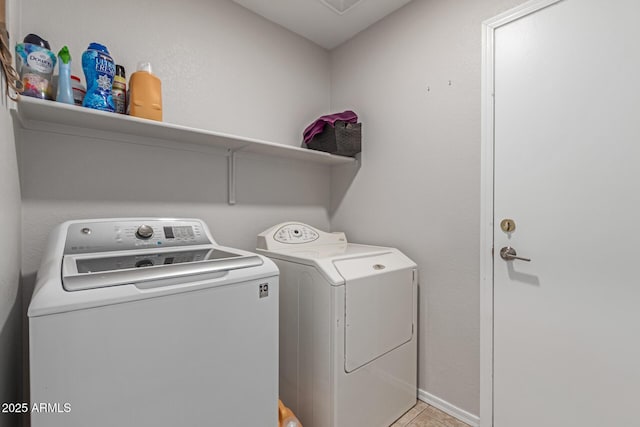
<box><xmin>330</xmin><ymin>0</ymin><xmax>524</xmax><ymax>416</ymax></box>
<box><xmin>17</xmin><ymin>0</ymin><xmax>334</xmax><ymax>277</ymax></box>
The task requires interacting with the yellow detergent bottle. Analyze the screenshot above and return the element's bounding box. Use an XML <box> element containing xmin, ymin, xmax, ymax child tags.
<box><xmin>129</xmin><ymin>61</ymin><xmax>162</xmax><ymax>121</ymax></box>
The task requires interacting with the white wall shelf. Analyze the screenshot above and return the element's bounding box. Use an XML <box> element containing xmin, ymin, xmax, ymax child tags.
<box><xmin>15</xmin><ymin>96</ymin><xmax>355</xmax><ymax>165</ymax></box>
<box><xmin>15</xmin><ymin>96</ymin><xmax>355</xmax><ymax>205</ymax></box>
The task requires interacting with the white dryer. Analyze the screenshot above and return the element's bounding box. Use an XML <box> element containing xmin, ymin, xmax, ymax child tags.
<box><xmin>29</xmin><ymin>218</ymin><xmax>279</xmax><ymax>427</ymax></box>
<box><xmin>257</xmin><ymin>222</ymin><xmax>418</xmax><ymax>427</ymax></box>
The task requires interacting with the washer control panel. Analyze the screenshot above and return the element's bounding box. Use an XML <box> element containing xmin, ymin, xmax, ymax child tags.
<box><xmin>257</xmin><ymin>222</ymin><xmax>347</xmax><ymax>250</ymax></box>
<box><xmin>274</xmin><ymin>224</ymin><xmax>319</xmax><ymax>244</ymax></box>
<box><xmin>64</xmin><ymin>219</ymin><xmax>212</xmax><ymax>255</ymax></box>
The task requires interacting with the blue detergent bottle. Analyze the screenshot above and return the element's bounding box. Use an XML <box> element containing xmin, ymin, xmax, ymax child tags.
<box><xmin>81</xmin><ymin>42</ymin><xmax>116</xmax><ymax>112</ymax></box>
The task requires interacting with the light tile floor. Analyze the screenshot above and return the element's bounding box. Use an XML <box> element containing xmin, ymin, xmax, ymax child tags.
<box><xmin>391</xmin><ymin>401</ymin><xmax>470</xmax><ymax>427</ymax></box>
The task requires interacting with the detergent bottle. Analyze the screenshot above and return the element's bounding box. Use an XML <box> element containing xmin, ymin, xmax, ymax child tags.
<box><xmin>112</xmin><ymin>65</ymin><xmax>127</xmax><ymax>114</ymax></box>
<box><xmin>15</xmin><ymin>33</ymin><xmax>56</xmax><ymax>99</ymax></box>
<box><xmin>129</xmin><ymin>61</ymin><xmax>162</xmax><ymax>121</ymax></box>
<box><xmin>56</xmin><ymin>46</ymin><xmax>74</xmax><ymax>105</ymax></box>
<box><xmin>81</xmin><ymin>42</ymin><xmax>116</xmax><ymax>112</ymax></box>
<box><xmin>278</xmin><ymin>400</ymin><xmax>302</xmax><ymax>427</ymax></box>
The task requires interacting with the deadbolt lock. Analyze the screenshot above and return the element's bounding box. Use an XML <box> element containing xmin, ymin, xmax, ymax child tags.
<box><xmin>500</xmin><ymin>218</ymin><xmax>516</xmax><ymax>233</ymax></box>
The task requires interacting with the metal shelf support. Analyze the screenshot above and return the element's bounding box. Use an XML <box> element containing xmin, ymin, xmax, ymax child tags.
<box><xmin>227</xmin><ymin>149</ymin><xmax>236</xmax><ymax>205</ymax></box>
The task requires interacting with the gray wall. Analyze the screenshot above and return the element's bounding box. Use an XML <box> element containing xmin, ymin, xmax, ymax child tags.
<box><xmin>330</xmin><ymin>0</ymin><xmax>524</xmax><ymax>416</ymax></box>
<box><xmin>0</xmin><ymin>1</ymin><xmax>22</xmax><ymax>426</ymax></box>
<box><xmin>17</xmin><ymin>0</ymin><xmax>334</xmax><ymax>277</ymax></box>
<box><xmin>0</xmin><ymin>0</ymin><xmax>22</xmax><ymax>427</ymax></box>
<box><xmin>18</xmin><ymin>131</ymin><xmax>335</xmax><ymax>274</ymax></box>
<box><xmin>0</xmin><ymin>96</ymin><xmax>21</xmax><ymax>427</ymax></box>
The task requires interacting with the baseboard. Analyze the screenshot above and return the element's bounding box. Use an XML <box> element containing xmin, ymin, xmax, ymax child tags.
<box><xmin>418</xmin><ymin>389</ymin><xmax>480</xmax><ymax>427</ymax></box>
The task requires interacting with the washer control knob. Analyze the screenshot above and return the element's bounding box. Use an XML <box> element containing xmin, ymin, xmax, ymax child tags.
<box><xmin>136</xmin><ymin>225</ymin><xmax>154</xmax><ymax>239</ymax></box>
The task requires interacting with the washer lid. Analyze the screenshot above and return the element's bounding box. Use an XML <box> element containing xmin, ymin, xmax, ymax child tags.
<box><xmin>62</xmin><ymin>246</ymin><xmax>263</xmax><ymax>291</ymax></box>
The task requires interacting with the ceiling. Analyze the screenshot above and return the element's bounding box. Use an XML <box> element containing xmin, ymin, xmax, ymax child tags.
<box><xmin>232</xmin><ymin>0</ymin><xmax>413</xmax><ymax>50</ymax></box>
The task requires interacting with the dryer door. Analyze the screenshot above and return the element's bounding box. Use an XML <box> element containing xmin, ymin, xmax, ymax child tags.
<box><xmin>334</xmin><ymin>252</ymin><xmax>415</xmax><ymax>373</ymax></box>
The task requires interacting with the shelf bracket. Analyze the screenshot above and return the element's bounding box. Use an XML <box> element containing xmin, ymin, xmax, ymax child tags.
<box><xmin>227</xmin><ymin>149</ymin><xmax>236</xmax><ymax>205</ymax></box>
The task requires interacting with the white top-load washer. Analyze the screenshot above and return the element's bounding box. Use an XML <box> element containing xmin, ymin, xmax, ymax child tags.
<box><xmin>29</xmin><ymin>218</ymin><xmax>278</xmax><ymax>427</ymax></box>
<box><xmin>257</xmin><ymin>222</ymin><xmax>418</xmax><ymax>427</ymax></box>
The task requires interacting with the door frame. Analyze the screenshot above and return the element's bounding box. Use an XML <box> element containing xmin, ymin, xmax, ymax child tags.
<box><xmin>479</xmin><ymin>1</ymin><xmax>563</xmax><ymax>425</ymax></box>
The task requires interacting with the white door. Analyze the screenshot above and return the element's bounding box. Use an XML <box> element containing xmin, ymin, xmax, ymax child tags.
<box><xmin>489</xmin><ymin>0</ymin><xmax>640</xmax><ymax>426</ymax></box>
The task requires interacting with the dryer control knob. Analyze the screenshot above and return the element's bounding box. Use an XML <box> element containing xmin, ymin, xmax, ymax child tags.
<box><xmin>136</xmin><ymin>224</ymin><xmax>154</xmax><ymax>239</ymax></box>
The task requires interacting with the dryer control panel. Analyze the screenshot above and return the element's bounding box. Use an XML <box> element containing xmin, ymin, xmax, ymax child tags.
<box><xmin>257</xmin><ymin>222</ymin><xmax>347</xmax><ymax>250</ymax></box>
<box><xmin>274</xmin><ymin>224</ymin><xmax>319</xmax><ymax>244</ymax></box>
